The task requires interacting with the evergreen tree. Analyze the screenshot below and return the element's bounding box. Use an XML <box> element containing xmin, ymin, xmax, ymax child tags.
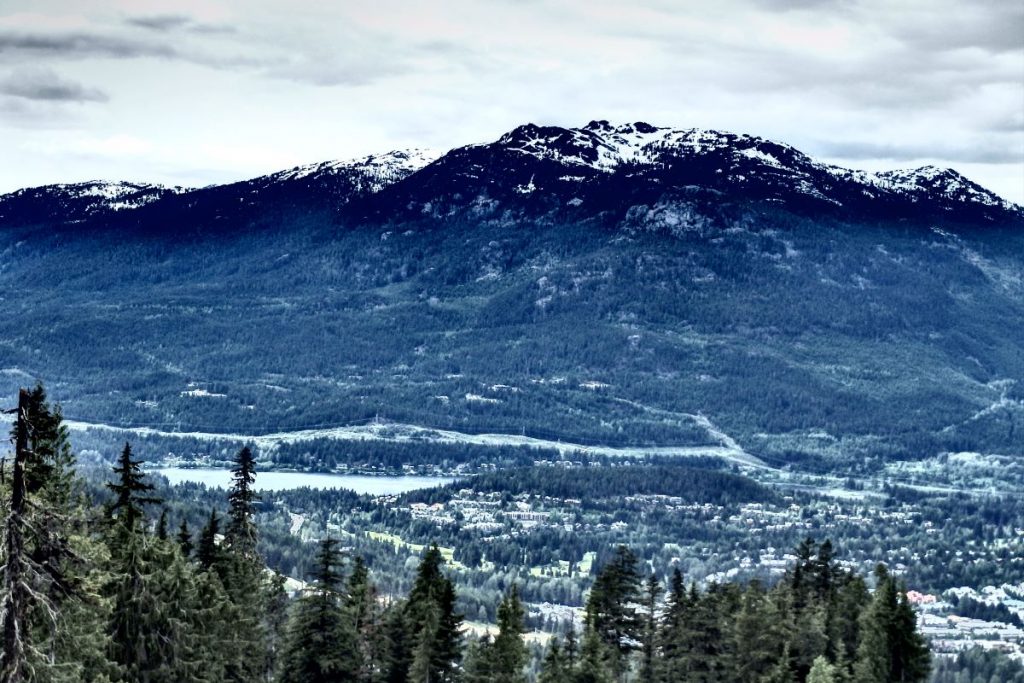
<box><xmin>538</xmin><ymin>638</ymin><xmax>572</xmax><ymax>683</ymax></box>
<box><xmin>263</xmin><ymin>571</ymin><xmax>291</xmax><ymax>681</ymax></box>
<box><xmin>575</xmin><ymin>621</ymin><xmax>614</xmax><ymax>683</ymax></box>
<box><xmin>225</xmin><ymin>446</ymin><xmax>259</xmax><ymax>558</ymax></box>
<box><xmin>156</xmin><ymin>509</ymin><xmax>169</xmax><ymax>541</ymax></box>
<box><xmin>462</xmin><ymin>635</ymin><xmax>494</xmax><ymax>683</ymax></box>
<box><xmin>808</xmin><ymin>656</ymin><xmax>837</xmax><ymax>683</ymax></box>
<box><xmin>106</xmin><ymin>442</ymin><xmax>160</xmax><ymax>538</ymax></box>
<box><xmin>278</xmin><ymin>538</ymin><xmax>359</xmax><ymax>683</ymax></box>
<box><xmin>854</xmin><ymin>565</ymin><xmax>930</xmax><ymax>683</ymax></box>
<box><xmin>383</xmin><ymin>602</ymin><xmax>413</xmax><ymax>683</ymax></box>
<box><xmin>658</xmin><ymin>569</ymin><xmax>690</xmax><ymax>681</ymax></box>
<box><xmin>346</xmin><ymin>557</ymin><xmax>386</xmax><ymax>683</ymax></box>
<box><xmin>404</xmin><ymin>545</ymin><xmax>463</xmax><ymax>683</ymax></box>
<box><xmin>1</xmin><ymin>389</ymin><xmax>35</xmax><ymax>683</ymax></box>
<box><xmin>639</xmin><ymin>574</ymin><xmax>661</xmax><ymax>683</ymax></box>
<box><xmin>220</xmin><ymin>446</ymin><xmax>268</xmax><ymax>683</ymax></box>
<box><xmin>177</xmin><ymin>519</ymin><xmax>194</xmax><ymax>559</ymax></box>
<box><xmin>732</xmin><ymin>581</ymin><xmax>788</xmax><ymax>683</ymax></box>
<box><xmin>492</xmin><ymin>585</ymin><xmax>528</xmax><ymax>683</ymax></box>
<box><xmin>196</xmin><ymin>508</ymin><xmax>222</xmax><ymax>571</ymax></box>
<box><xmin>586</xmin><ymin>545</ymin><xmax>641</xmax><ymax>679</ymax></box>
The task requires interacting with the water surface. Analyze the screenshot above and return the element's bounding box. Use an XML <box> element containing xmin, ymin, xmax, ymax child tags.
<box><xmin>155</xmin><ymin>467</ymin><xmax>454</xmax><ymax>494</ymax></box>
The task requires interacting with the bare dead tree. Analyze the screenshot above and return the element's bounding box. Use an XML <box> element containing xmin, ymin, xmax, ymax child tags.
<box><xmin>0</xmin><ymin>389</ymin><xmax>32</xmax><ymax>683</ymax></box>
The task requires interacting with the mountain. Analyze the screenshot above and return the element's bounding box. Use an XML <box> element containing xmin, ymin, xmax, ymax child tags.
<box><xmin>0</xmin><ymin>121</ymin><xmax>1021</xmax><ymax>472</ymax></box>
<box><xmin>361</xmin><ymin>120</ymin><xmax>1018</xmax><ymax>226</ymax></box>
<box><xmin>0</xmin><ymin>180</ymin><xmax>182</xmax><ymax>225</ymax></box>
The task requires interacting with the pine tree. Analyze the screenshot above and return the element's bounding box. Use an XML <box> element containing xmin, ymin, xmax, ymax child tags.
<box><xmin>586</xmin><ymin>545</ymin><xmax>641</xmax><ymax>679</ymax></box>
<box><xmin>404</xmin><ymin>544</ymin><xmax>463</xmax><ymax>683</ymax></box>
<box><xmin>383</xmin><ymin>602</ymin><xmax>412</xmax><ymax>683</ymax></box>
<box><xmin>220</xmin><ymin>446</ymin><xmax>268</xmax><ymax>683</ymax></box>
<box><xmin>575</xmin><ymin>620</ymin><xmax>615</xmax><ymax>683</ymax></box>
<box><xmin>278</xmin><ymin>538</ymin><xmax>359</xmax><ymax>683</ymax></box>
<box><xmin>491</xmin><ymin>585</ymin><xmax>528</xmax><ymax>683</ymax></box>
<box><xmin>1</xmin><ymin>389</ymin><xmax>35</xmax><ymax>683</ymax></box>
<box><xmin>3</xmin><ymin>387</ymin><xmax>116</xmax><ymax>683</ymax></box>
<box><xmin>156</xmin><ymin>509</ymin><xmax>169</xmax><ymax>540</ymax></box>
<box><xmin>733</xmin><ymin>581</ymin><xmax>789</xmax><ymax>683</ymax></box>
<box><xmin>853</xmin><ymin>565</ymin><xmax>930</xmax><ymax>683</ymax></box>
<box><xmin>177</xmin><ymin>519</ymin><xmax>194</xmax><ymax>559</ymax></box>
<box><xmin>225</xmin><ymin>446</ymin><xmax>259</xmax><ymax>559</ymax></box>
<box><xmin>658</xmin><ymin>569</ymin><xmax>689</xmax><ymax>681</ymax></box>
<box><xmin>346</xmin><ymin>556</ymin><xmax>387</xmax><ymax>682</ymax></box>
<box><xmin>808</xmin><ymin>656</ymin><xmax>837</xmax><ymax>683</ymax></box>
<box><xmin>462</xmin><ymin>634</ymin><xmax>494</xmax><ymax>683</ymax></box>
<box><xmin>263</xmin><ymin>571</ymin><xmax>291</xmax><ymax>681</ymax></box>
<box><xmin>106</xmin><ymin>442</ymin><xmax>160</xmax><ymax>538</ymax></box>
<box><xmin>196</xmin><ymin>508</ymin><xmax>222</xmax><ymax>570</ymax></box>
<box><xmin>538</xmin><ymin>638</ymin><xmax>571</xmax><ymax>683</ymax></box>
<box><xmin>639</xmin><ymin>574</ymin><xmax>661</xmax><ymax>683</ymax></box>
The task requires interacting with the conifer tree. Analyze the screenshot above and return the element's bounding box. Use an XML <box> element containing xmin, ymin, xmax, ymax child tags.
<box><xmin>346</xmin><ymin>556</ymin><xmax>387</xmax><ymax>682</ymax></box>
<box><xmin>575</xmin><ymin>621</ymin><xmax>614</xmax><ymax>683</ymax></box>
<box><xmin>404</xmin><ymin>544</ymin><xmax>463</xmax><ymax>683</ymax></box>
<box><xmin>156</xmin><ymin>509</ymin><xmax>169</xmax><ymax>541</ymax></box>
<box><xmin>220</xmin><ymin>446</ymin><xmax>268</xmax><ymax>683</ymax></box>
<box><xmin>177</xmin><ymin>519</ymin><xmax>194</xmax><ymax>559</ymax></box>
<box><xmin>263</xmin><ymin>571</ymin><xmax>291</xmax><ymax>681</ymax></box>
<box><xmin>538</xmin><ymin>638</ymin><xmax>572</xmax><ymax>683</ymax></box>
<box><xmin>1</xmin><ymin>389</ymin><xmax>34</xmax><ymax>683</ymax></box>
<box><xmin>197</xmin><ymin>508</ymin><xmax>222</xmax><ymax>570</ymax></box>
<box><xmin>225</xmin><ymin>446</ymin><xmax>259</xmax><ymax>558</ymax></box>
<box><xmin>462</xmin><ymin>634</ymin><xmax>494</xmax><ymax>683</ymax></box>
<box><xmin>808</xmin><ymin>656</ymin><xmax>837</xmax><ymax>683</ymax></box>
<box><xmin>853</xmin><ymin>565</ymin><xmax>930</xmax><ymax>683</ymax></box>
<box><xmin>491</xmin><ymin>585</ymin><xmax>528</xmax><ymax>683</ymax></box>
<box><xmin>279</xmin><ymin>538</ymin><xmax>359</xmax><ymax>683</ymax></box>
<box><xmin>106</xmin><ymin>442</ymin><xmax>160</xmax><ymax>538</ymax></box>
<box><xmin>639</xmin><ymin>574</ymin><xmax>661</xmax><ymax>683</ymax></box>
<box><xmin>658</xmin><ymin>568</ymin><xmax>689</xmax><ymax>681</ymax></box>
<box><xmin>586</xmin><ymin>545</ymin><xmax>641</xmax><ymax>679</ymax></box>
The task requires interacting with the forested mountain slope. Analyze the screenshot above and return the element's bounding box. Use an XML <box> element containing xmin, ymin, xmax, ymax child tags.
<box><xmin>1</xmin><ymin>121</ymin><xmax>1021</xmax><ymax>471</ymax></box>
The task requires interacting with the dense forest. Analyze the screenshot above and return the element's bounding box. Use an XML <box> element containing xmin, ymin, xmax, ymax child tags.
<box><xmin>1</xmin><ymin>386</ymin><xmax>934</xmax><ymax>682</ymax></box>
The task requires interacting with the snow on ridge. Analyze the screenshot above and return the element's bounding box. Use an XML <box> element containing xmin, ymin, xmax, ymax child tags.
<box><xmin>490</xmin><ymin>121</ymin><xmax>1018</xmax><ymax>212</ymax></box>
<box><xmin>271</xmin><ymin>148</ymin><xmax>441</xmax><ymax>188</ymax></box>
<box><xmin>498</xmin><ymin>120</ymin><xmax>811</xmax><ymax>174</ymax></box>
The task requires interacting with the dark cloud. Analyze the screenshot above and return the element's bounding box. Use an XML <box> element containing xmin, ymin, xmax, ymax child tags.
<box><xmin>125</xmin><ymin>14</ymin><xmax>237</xmax><ymax>35</ymax></box>
<box><xmin>125</xmin><ymin>15</ymin><xmax>192</xmax><ymax>31</ymax></box>
<box><xmin>0</xmin><ymin>67</ymin><xmax>108</xmax><ymax>102</ymax></box>
<box><xmin>0</xmin><ymin>31</ymin><xmax>178</xmax><ymax>60</ymax></box>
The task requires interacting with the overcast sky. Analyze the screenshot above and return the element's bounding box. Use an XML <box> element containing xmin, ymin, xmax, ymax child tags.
<box><xmin>1</xmin><ymin>0</ymin><xmax>1022</xmax><ymax>203</ymax></box>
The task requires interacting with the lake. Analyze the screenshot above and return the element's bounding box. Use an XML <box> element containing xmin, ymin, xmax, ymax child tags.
<box><xmin>154</xmin><ymin>468</ymin><xmax>455</xmax><ymax>494</ymax></box>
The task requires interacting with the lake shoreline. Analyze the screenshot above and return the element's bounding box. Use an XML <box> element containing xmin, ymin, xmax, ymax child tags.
<box><xmin>153</xmin><ymin>466</ymin><xmax>457</xmax><ymax>494</ymax></box>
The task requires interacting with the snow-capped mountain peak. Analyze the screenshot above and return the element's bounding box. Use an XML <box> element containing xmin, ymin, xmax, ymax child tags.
<box><xmin>268</xmin><ymin>148</ymin><xmax>441</xmax><ymax>192</ymax></box>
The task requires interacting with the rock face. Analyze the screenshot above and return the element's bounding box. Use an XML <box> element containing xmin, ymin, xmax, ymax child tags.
<box><xmin>0</xmin><ymin>121</ymin><xmax>1021</xmax><ymax>470</ymax></box>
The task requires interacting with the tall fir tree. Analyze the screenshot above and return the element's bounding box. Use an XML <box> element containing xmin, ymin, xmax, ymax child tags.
<box><xmin>585</xmin><ymin>545</ymin><xmax>641</xmax><ymax>680</ymax></box>
<box><xmin>106</xmin><ymin>442</ymin><xmax>160</xmax><ymax>539</ymax></box>
<box><xmin>403</xmin><ymin>544</ymin><xmax>463</xmax><ymax>683</ymax></box>
<box><xmin>491</xmin><ymin>585</ymin><xmax>528</xmax><ymax>683</ymax></box>
<box><xmin>278</xmin><ymin>538</ymin><xmax>359</xmax><ymax>683</ymax></box>
<box><xmin>639</xmin><ymin>574</ymin><xmax>661</xmax><ymax>683</ymax></box>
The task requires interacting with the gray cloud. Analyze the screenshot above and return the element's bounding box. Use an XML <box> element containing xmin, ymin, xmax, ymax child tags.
<box><xmin>125</xmin><ymin>15</ymin><xmax>192</xmax><ymax>31</ymax></box>
<box><xmin>0</xmin><ymin>30</ymin><xmax>178</xmax><ymax>59</ymax></box>
<box><xmin>0</xmin><ymin>67</ymin><xmax>108</xmax><ymax>102</ymax></box>
<box><xmin>125</xmin><ymin>14</ymin><xmax>237</xmax><ymax>35</ymax></box>
<box><xmin>817</xmin><ymin>140</ymin><xmax>1023</xmax><ymax>165</ymax></box>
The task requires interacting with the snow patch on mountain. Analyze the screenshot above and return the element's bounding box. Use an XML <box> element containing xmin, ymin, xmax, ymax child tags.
<box><xmin>270</xmin><ymin>148</ymin><xmax>441</xmax><ymax>192</ymax></box>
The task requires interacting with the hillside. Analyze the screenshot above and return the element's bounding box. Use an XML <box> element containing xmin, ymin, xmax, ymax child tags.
<box><xmin>1</xmin><ymin>121</ymin><xmax>1022</xmax><ymax>472</ymax></box>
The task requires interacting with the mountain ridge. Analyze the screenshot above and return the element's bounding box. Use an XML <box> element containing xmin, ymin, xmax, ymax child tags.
<box><xmin>2</xmin><ymin>121</ymin><xmax>1019</xmax><ymax>231</ymax></box>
